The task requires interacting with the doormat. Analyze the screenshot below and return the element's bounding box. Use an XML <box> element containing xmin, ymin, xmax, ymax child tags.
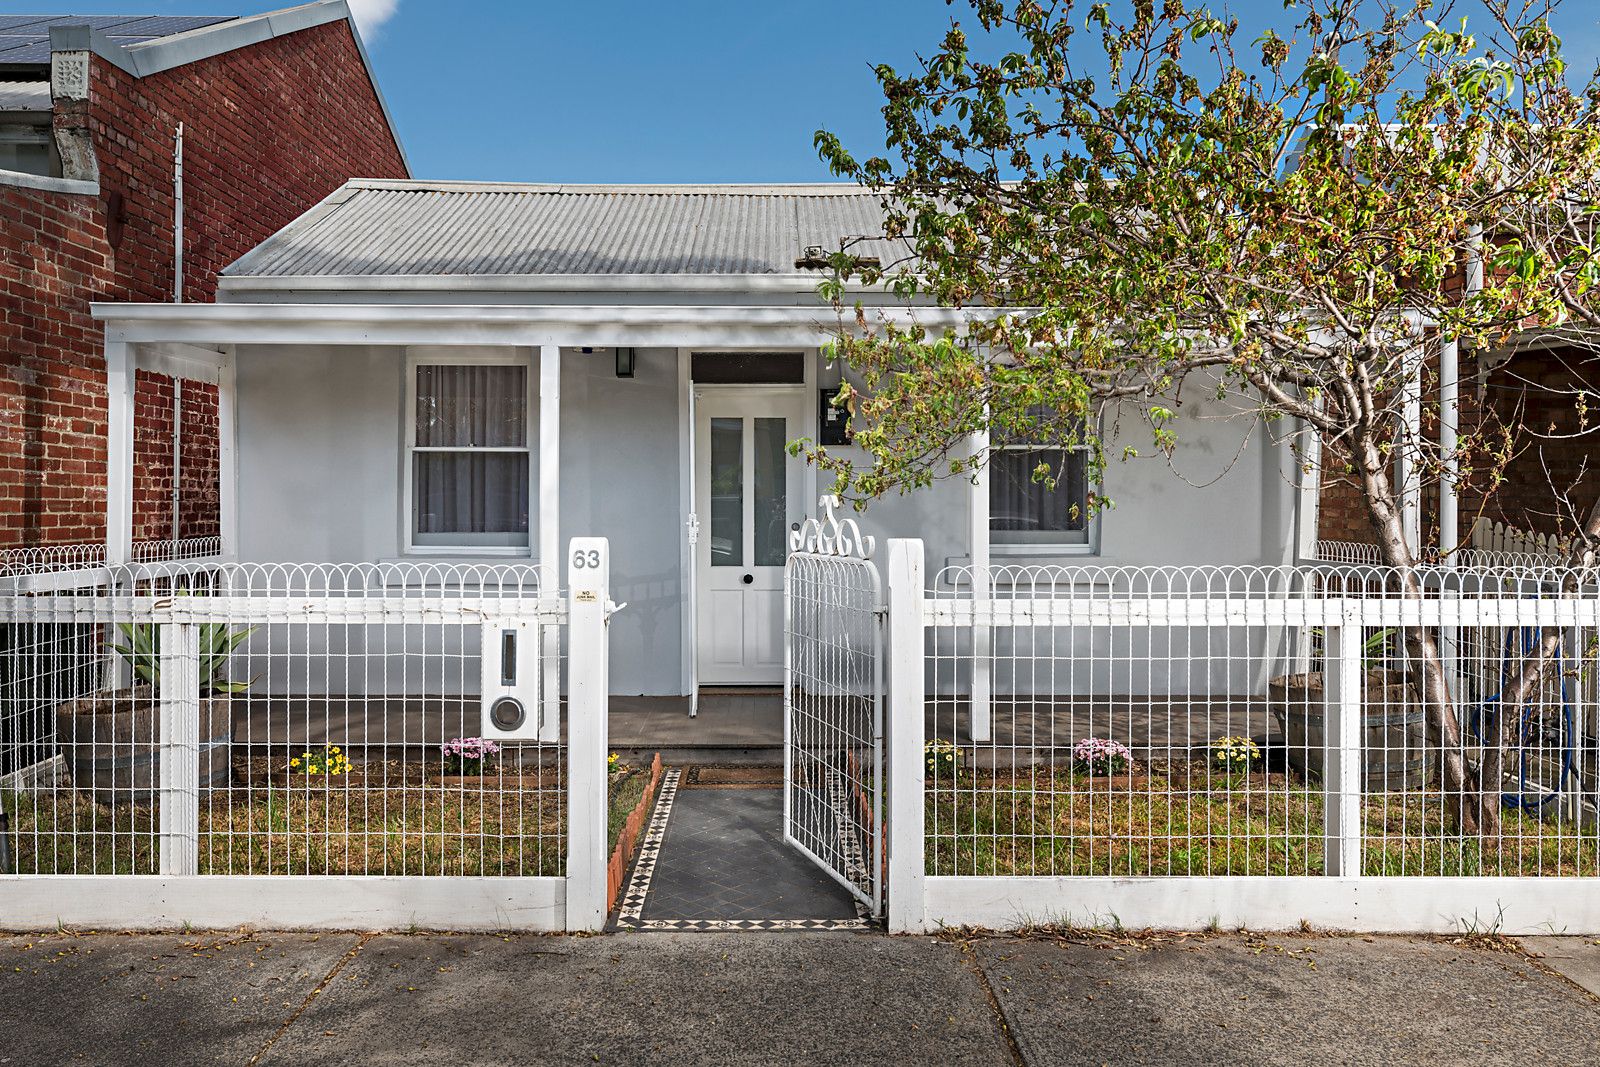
<box><xmin>684</xmin><ymin>765</ymin><xmax>783</xmax><ymax>788</ymax></box>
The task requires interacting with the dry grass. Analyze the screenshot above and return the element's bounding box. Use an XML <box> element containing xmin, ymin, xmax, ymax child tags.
<box><xmin>5</xmin><ymin>758</ymin><xmax>576</xmax><ymax>877</ymax></box>
<box><xmin>931</xmin><ymin>765</ymin><xmax>1600</xmax><ymax>878</ymax></box>
<box><xmin>608</xmin><ymin>766</ymin><xmax>651</xmax><ymax>851</ymax></box>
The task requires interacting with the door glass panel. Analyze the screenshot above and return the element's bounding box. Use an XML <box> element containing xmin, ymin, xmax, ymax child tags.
<box><xmin>709</xmin><ymin>417</ymin><xmax>743</xmax><ymax>567</ymax></box>
<box><xmin>753</xmin><ymin>417</ymin><xmax>788</xmax><ymax>567</ymax></box>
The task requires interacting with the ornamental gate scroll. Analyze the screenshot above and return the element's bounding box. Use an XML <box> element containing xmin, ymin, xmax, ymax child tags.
<box><xmin>782</xmin><ymin>495</ymin><xmax>885</xmax><ymax>917</ymax></box>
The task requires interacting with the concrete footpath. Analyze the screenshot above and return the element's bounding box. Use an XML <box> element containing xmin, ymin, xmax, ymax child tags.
<box><xmin>3</xmin><ymin>929</ymin><xmax>1600</xmax><ymax>1066</ymax></box>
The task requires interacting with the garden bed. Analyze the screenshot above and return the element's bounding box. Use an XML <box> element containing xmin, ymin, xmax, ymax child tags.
<box><xmin>1</xmin><ymin>753</ymin><xmax>655</xmax><ymax>879</ymax></box>
<box><xmin>929</xmin><ymin>761</ymin><xmax>1599</xmax><ymax>878</ymax></box>
<box><xmin>606</xmin><ymin>754</ymin><xmax>663</xmax><ymax>911</ymax></box>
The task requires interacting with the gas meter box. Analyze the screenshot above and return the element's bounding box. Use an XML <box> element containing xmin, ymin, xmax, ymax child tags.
<box><xmin>480</xmin><ymin>619</ymin><xmax>542</xmax><ymax>740</ymax></box>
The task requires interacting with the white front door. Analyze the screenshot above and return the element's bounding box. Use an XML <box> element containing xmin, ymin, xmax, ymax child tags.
<box><xmin>694</xmin><ymin>388</ymin><xmax>807</xmax><ymax>685</ymax></box>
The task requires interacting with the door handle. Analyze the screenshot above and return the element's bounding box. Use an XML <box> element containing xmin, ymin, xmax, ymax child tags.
<box><xmin>741</xmin><ymin>573</ymin><xmax>754</xmax><ymax>585</ymax></box>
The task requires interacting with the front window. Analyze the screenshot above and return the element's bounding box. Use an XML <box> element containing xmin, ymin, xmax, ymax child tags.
<box><xmin>989</xmin><ymin>439</ymin><xmax>1093</xmax><ymax>549</ymax></box>
<box><xmin>409</xmin><ymin>362</ymin><xmax>529</xmax><ymax>549</ymax></box>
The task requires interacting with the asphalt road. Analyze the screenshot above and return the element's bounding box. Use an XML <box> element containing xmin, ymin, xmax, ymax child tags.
<box><xmin>3</xmin><ymin>929</ymin><xmax>1597</xmax><ymax>1065</ymax></box>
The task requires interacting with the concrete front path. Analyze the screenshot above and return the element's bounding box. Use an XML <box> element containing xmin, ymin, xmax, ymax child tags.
<box><xmin>4</xmin><ymin>930</ymin><xmax>1599</xmax><ymax>1066</ymax></box>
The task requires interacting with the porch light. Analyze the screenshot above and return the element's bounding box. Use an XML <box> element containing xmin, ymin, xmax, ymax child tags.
<box><xmin>615</xmin><ymin>346</ymin><xmax>636</xmax><ymax>378</ymax></box>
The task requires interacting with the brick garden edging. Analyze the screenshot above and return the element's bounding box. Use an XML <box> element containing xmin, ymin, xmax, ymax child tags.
<box><xmin>608</xmin><ymin>753</ymin><xmax>663</xmax><ymax>914</ymax></box>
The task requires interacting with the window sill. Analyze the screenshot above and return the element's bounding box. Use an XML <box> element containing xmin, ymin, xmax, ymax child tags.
<box><xmin>989</xmin><ymin>544</ymin><xmax>1098</xmax><ymax>558</ymax></box>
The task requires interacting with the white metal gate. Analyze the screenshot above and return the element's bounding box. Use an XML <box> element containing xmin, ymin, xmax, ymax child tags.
<box><xmin>782</xmin><ymin>497</ymin><xmax>884</xmax><ymax>917</ymax></box>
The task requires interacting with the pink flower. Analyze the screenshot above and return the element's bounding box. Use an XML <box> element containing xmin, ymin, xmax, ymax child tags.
<box><xmin>1073</xmin><ymin>736</ymin><xmax>1132</xmax><ymax>773</ymax></box>
<box><xmin>442</xmin><ymin>736</ymin><xmax>500</xmax><ymax>761</ymax></box>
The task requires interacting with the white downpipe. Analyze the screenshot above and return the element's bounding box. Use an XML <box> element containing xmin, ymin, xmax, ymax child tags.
<box><xmin>171</xmin><ymin>380</ymin><xmax>182</xmax><ymax>544</ymax></box>
<box><xmin>173</xmin><ymin>124</ymin><xmax>183</xmax><ymax>303</ymax></box>
<box><xmin>1439</xmin><ymin>337</ymin><xmax>1459</xmax><ymax>562</ymax></box>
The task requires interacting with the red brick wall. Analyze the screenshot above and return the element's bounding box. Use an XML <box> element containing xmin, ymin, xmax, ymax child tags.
<box><xmin>132</xmin><ymin>371</ymin><xmax>222</xmax><ymax>544</ymax></box>
<box><xmin>0</xmin><ymin>186</ymin><xmax>114</xmax><ymax>547</ymax></box>
<box><xmin>1316</xmin><ymin>347</ymin><xmax>1597</xmax><ymax>551</ymax></box>
<box><xmin>0</xmin><ymin>17</ymin><xmax>406</xmax><ymax>550</ymax></box>
<box><xmin>1473</xmin><ymin>347</ymin><xmax>1598</xmax><ymax>537</ymax></box>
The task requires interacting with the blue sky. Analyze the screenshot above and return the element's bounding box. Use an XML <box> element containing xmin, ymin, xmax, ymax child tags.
<box><xmin>17</xmin><ymin>0</ymin><xmax>1600</xmax><ymax>182</ymax></box>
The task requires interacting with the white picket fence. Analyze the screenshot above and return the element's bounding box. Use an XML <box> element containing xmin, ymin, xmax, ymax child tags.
<box><xmin>882</xmin><ymin>541</ymin><xmax>1600</xmax><ymax>935</ymax></box>
<box><xmin>0</xmin><ymin>539</ymin><xmax>616</xmax><ymax>932</ymax></box>
<box><xmin>1316</xmin><ymin>520</ymin><xmax>1593</xmax><ymax>572</ymax></box>
<box><xmin>1461</xmin><ymin>517</ymin><xmax>1588</xmax><ymax>569</ymax></box>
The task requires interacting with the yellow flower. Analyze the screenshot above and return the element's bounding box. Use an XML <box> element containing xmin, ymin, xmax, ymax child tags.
<box><xmin>290</xmin><ymin>758</ymin><xmax>301</xmax><ymax>768</ymax></box>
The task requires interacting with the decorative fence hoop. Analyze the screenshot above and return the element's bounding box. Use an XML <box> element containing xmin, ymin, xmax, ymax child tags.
<box><xmin>790</xmin><ymin>494</ymin><xmax>876</xmax><ymax>560</ymax></box>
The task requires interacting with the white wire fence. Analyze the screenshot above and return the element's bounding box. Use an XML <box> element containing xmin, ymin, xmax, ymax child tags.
<box><xmin>0</xmin><ymin>538</ymin><xmax>226</xmax><ymax>579</ymax></box>
<box><xmin>916</xmin><ymin>561</ymin><xmax>1600</xmax><ymax>881</ymax></box>
<box><xmin>0</xmin><ymin>559</ymin><xmax>567</xmax><ymax>880</ymax></box>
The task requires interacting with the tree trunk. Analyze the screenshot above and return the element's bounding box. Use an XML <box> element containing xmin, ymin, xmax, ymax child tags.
<box><xmin>1355</xmin><ymin>435</ymin><xmax>1492</xmax><ymax>836</ymax></box>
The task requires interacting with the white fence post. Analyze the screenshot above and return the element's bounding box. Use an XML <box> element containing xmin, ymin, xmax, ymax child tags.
<box><xmin>158</xmin><ymin>621</ymin><xmax>201</xmax><ymax>877</ymax></box>
<box><xmin>565</xmin><ymin>537</ymin><xmax>610</xmax><ymax>932</ymax></box>
<box><xmin>1323</xmin><ymin>602</ymin><xmax>1364</xmax><ymax>877</ymax></box>
<box><xmin>886</xmin><ymin>538</ymin><xmax>927</xmax><ymax>933</ymax></box>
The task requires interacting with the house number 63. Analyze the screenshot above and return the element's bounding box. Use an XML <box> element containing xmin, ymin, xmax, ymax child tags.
<box><xmin>572</xmin><ymin>549</ymin><xmax>601</xmax><ymax>570</ymax></box>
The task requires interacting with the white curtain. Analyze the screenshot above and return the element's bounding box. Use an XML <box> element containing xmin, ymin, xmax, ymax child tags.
<box><xmin>990</xmin><ymin>448</ymin><xmax>1089</xmax><ymax>542</ymax></box>
<box><xmin>414</xmin><ymin>365</ymin><xmax>528</xmax><ymax>539</ymax></box>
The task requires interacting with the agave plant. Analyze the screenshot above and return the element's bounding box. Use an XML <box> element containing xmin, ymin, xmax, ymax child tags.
<box><xmin>110</xmin><ymin>621</ymin><xmax>258</xmax><ymax>695</ymax></box>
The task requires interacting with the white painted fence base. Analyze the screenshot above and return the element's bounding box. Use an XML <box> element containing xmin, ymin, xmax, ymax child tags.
<box><xmin>924</xmin><ymin>876</ymin><xmax>1600</xmax><ymax>936</ymax></box>
<box><xmin>0</xmin><ymin>875</ymin><xmax>563</xmax><ymax>932</ymax></box>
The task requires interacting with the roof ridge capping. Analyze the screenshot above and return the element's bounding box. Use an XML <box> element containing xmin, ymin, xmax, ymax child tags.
<box><xmin>344</xmin><ymin>178</ymin><xmax>884</xmax><ymax>195</ymax></box>
<box><xmin>50</xmin><ymin>1</ymin><xmax>344</xmax><ymax>78</ymax></box>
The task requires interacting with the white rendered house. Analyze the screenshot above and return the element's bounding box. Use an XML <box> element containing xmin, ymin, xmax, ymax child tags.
<box><xmin>89</xmin><ymin>179</ymin><xmax>1307</xmax><ymax>706</ymax></box>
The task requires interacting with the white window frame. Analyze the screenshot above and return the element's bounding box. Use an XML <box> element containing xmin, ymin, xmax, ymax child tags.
<box><xmin>402</xmin><ymin>347</ymin><xmax>534</xmax><ymax>556</ymax></box>
<box><xmin>988</xmin><ymin>435</ymin><xmax>1100</xmax><ymax>557</ymax></box>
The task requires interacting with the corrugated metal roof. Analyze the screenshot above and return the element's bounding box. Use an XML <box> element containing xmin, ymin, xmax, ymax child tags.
<box><xmin>0</xmin><ymin>14</ymin><xmax>235</xmax><ymax>65</ymax></box>
<box><xmin>224</xmin><ymin>180</ymin><xmax>907</xmax><ymax>278</ymax></box>
<box><xmin>0</xmin><ymin>80</ymin><xmax>48</xmax><ymax>110</ymax></box>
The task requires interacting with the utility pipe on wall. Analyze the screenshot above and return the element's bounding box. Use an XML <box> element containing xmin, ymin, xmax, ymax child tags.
<box><xmin>173</xmin><ymin>123</ymin><xmax>184</xmax><ymax>303</ymax></box>
<box><xmin>171</xmin><ymin>380</ymin><xmax>182</xmax><ymax>545</ymax></box>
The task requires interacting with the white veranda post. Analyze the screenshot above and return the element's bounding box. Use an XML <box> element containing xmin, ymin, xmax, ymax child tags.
<box><xmin>103</xmin><ymin>338</ymin><xmax>238</xmax><ymax>563</ymax></box>
<box><xmin>539</xmin><ymin>345</ymin><xmax>561</xmax><ymax>742</ymax></box>
<box><xmin>104</xmin><ymin>339</ymin><xmax>134</xmax><ymax>565</ymax></box>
